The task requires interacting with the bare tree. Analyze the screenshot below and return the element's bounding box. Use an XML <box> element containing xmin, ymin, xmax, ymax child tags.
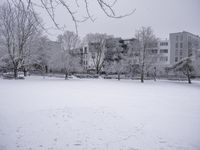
<box><xmin>90</xmin><ymin>41</ymin><xmax>105</xmax><ymax>74</ymax></box>
<box><xmin>58</xmin><ymin>31</ymin><xmax>81</xmax><ymax>51</ymax></box>
<box><xmin>124</xmin><ymin>39</ymin><xmax>140</xmax><ymax>79</ymax></box>
<box><xmin>135</xmin><ymin>27</ymin><xmax>157</xmax><ymax>83</ymax></box>
<box><xmin>0</xmin><ymin>2</ymin><xmax>41</xmax><ymax>78</ymax></box>
<box><xmin>112</xmin><ymin>45</ymin><xmax>125</xmax><ymax>80</ymax></box>
<box><xmin>83</xmin><ymin>33</ymin><xmax>112</xmax><ymax>74</ymax></box>
<box><xmin>28</xmin><ymin>35</ymin><xmax>52</xmax><ymax>75</ymax></box>
<box><xmin>57</xmin><ymin>30</ymin><xmax>81</xmax><ymax>79</ymax></box>
<box><xmin>83</xmin><ymin>33</ymin><xmax>113</xmax><ymax>44</ymax></box>
<box><xmin>8</xmin><ymin>0</ymin><xmax>135</xmax><ymax>33</ymax></box>
<box><xmin>167</xmin><ymin>57</ymin><xmax>194</xmax><ymax>84</ymax></box>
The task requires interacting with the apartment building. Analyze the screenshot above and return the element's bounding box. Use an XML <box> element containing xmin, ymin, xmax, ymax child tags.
<box><xmin>169</xmin><ymin>31</ymin><xmax>200</xmax><ymax>65</ymax></box>
<box><xmin>81</xmin><ymin>38</ymin><xmax>137</xmax><ymax>72</ymax></box>
<box><xmin>82</xmin><ymin>42</ymin><xmax>103</xmax><ymax>71</ymax></box>
<box><xmin>158</xmin><ymin>40</ymin><xmax>170</xmax><ymax>65</ymax></box>
<box><xmin>79</xmin><ymin>46</ymin><xmax>88</xmax><ymax>70</ymax></box>
<box><xmin>143</xmin><ymin>40</ymin><xmax>170</xmax><ymax>75</ymax></box>
<box><xmin>79</xmin><ymin>31</ymin><xmax>200</xmax><ymax>75</ymax></box>
<box><xmin>145</xmin><ymin>40</ymin><xmax>170</xmax><ymax>66</ymax></box>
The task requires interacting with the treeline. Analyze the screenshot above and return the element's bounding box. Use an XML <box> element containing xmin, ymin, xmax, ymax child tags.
<box><xmin>0</xmin><ymin>1</ymin><xmax>199</xmax><ymax>84</ymax></box>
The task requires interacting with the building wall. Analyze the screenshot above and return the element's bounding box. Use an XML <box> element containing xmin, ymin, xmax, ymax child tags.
<box><xmin>81</xmin><ymin>38</ymin><xmax>138</xmax><ymax>73</ymax></box>
<box><xmin>158</xmin><ymin>40</ymin><xmax>170</xmax><ymax>65</ymax></box>
<box><xmin>170</xmin><ymin>31</ymin><xmax>200</xmax><ymax>65</ymax></box>
<box><xmin>143</xmin><ymin>40</ymin><xmax>170</xmax><ymax>76</ymax></box>
<box><xmin>82</xmin><ymin>42</ymin><xmax>105</xmax><ymax>72</ymax></box>
<box><xmin>145</xmin><ymin>40</ymin><xmax>170</xmax><ymax>66</ymax></box>
<box><xmin>81</xmin><ymin>45</ymin><xmax>89</xmax><ymax>71</ymax></box>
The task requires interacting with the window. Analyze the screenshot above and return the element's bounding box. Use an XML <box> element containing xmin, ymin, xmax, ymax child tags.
<box><xmin>175</xmin><ymin>57</ymin><xmax>178</xmax><ymax>62</ymax></box>
<box><xmin>180</xmin><ymin>50</ymin><xmax>183</xmax><ymax>56</ymax></box>
<box><xmin>175</xmin><ymin>49</ymin><xmax>178</xmax><ymax>55</ymax></box>
<box><xmin>151</xmin><ymin>49</ymin><xmax>158</xmax><ymax>54</ymax></box>
<box><xmin>149</xmin><ymin>49</ymin><xmax>158</xmax><ymax>54</ymax></box>
<box><xmin>180</xmin><ymin>43</ymin><xmax>183</xmax><ymax>48</ymax></box>
<box><xmin>160</xmin><ymin>42</ymin><xmax>168</xmax><ymax>46</ymax></box>
<box><xmin>188</xmin><ymin>41</ymin><xmax>192</xmax><ymax>49</ymax></box>
<box><xmin>180</xmin><ymin>35</ymin><xmax>183</xmax><ymax>41</ymax></box>
<box><xmin>84</xmin><ymin>47</ymin><xmax>87</xmax><ymax>53</ymax></box>
<box><xmin>176</xmin><ymin>36</ymin><xmax>179</xmax><ymax>41</ymax></box>
<box><xmin>160</xmin><ymin>56</ymin><xmax>168</xmax><ymax>62</ymax></box>
<box><xmin>188</xmin><ymin>36</ymin><xmax>191</xmax><ymax>41</ymax></box>
<box><xmin>160</xmin><ymin>49</ymin><xmax>168</xmax><ymax>53</ymax></box>
<box><xmin>84</xmin><ymin>61</ymin><xmax>88</xmax><ymax>65</ymax></box>
<box><xmin>175</xmin><ymin>43</ymin><xmax>178</xmax><ymax>48</ymax></box>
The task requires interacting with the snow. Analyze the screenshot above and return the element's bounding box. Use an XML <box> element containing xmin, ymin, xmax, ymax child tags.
<box><xmin>0</xmin><ymin>76</ymin><xmax>200</xmax><ymax>150</ymax></box>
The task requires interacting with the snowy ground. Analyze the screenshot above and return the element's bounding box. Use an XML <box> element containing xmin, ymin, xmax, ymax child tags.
<box><xmin>0</xmin><ymin>76</ymin><xmax>200</xmax><ymax>150</ymax></box>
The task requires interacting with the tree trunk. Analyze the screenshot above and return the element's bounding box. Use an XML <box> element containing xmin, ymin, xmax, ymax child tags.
<box><xmin>141</xmin><ymin>66</ymin><xmax>144</xmax><ymax>83</ymax></box>
<box><xmin>14</xmin><ymin>67</ymin><xmax>18</xmax><ymax>79</ymax></box>
<box><xmin>186</xmin><ymin>68</ymin><xmax>191</xmax><ymax>84</ymax></box>
<box><xmin>45</xmin><ymin>65</ymin><xmax>48</xmax><ymax>74</ymax></box>
<box><xmin>141</xmin><ymin>72</ymin><xmax>144</xmax><ymax>83</ymax></box>
<box><xmin>23</xmin><ymin>68</ymin><xmax>27</xmax><ymax>77</ymax></box>
<box><xmin>153</xmin><ymin>67</ymin><xmax>156</xmax><ymax>82</ymax></box>
<box><xmin>65</xmin><ymin>72</ymin><xmax>68</xmax><ymax>80</ymax></box>
<box><xmin>96</xmin><ymin>66</ymin><xmax>100</xmax><ymax>75</ymax></box>
<box><xmin>96</xmin><ymin>69</ymin><xmax>99</xmax><ymax>75</ymax></box>
<box><xmin>141</xmin><ymin>62</ymin><xmax>144</xmax><ymax>83</ymax></box>
<box><xmin>117</xmin><ymin>72</ymin><xmax>120</xmax><ymax>81</ymax></box>
<box><xmin>188</xmin><ymin>75</ymin><xmax>191</xmax><ymax>84</ymax></box>
<box><xmin>187</xmin><ymin>72</ymin><xmax>191</xmax><ymax>84</ymax></box>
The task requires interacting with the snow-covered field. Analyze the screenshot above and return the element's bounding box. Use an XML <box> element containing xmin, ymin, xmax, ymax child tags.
<box><xmin>0</xmin><ymin>76</ymin><xmax>200</xmax><ymax>150</ymax></box>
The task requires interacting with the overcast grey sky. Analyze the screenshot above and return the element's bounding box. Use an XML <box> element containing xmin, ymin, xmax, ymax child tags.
<box><xmin>33</xmin><ymin>0</ymin><xmax>200</xmax><ymax>40</ymax></box>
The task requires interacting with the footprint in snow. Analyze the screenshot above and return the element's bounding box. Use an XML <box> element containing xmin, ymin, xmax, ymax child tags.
<box><xmin>74</xmin><ymin>140</ymin><xmax>82</xmax><ymax>146</ymax></box>
<box><xmin>74</xmin><ymin>143</ymin><xmax>82</xmax><ymax>146</ymax></box>
<box><xmin>157</xmin><ymin>137</ymin><xmax>167</xmax><ymax>144</ymax></box>
<box><xmin>159</xmin><ymin>140</ymin><xmax>167</xmax><ymax>144</ymax></box>
<box><xmin>128</xmin><ymin>148</ymin><xmax>139</xmax><ymax>150</ymax></box>
<box><xmin>16</xmin><ymin>127</ymin><xmax>21</xmax><ymax>133</ymax></box>
<box><xmin>17</xmin><ymin>135</ymin><xmax>23</xmax><ymax>139</ymax></box>
<box><xmin>54</xmin><ymin>138</ymin><xmax>57</xmax><ymax>142</ymax></box>
<box><xmin>39</xmin><ymin>145</ymin><xmax>43</xmax><ymax>147</ymax></box>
